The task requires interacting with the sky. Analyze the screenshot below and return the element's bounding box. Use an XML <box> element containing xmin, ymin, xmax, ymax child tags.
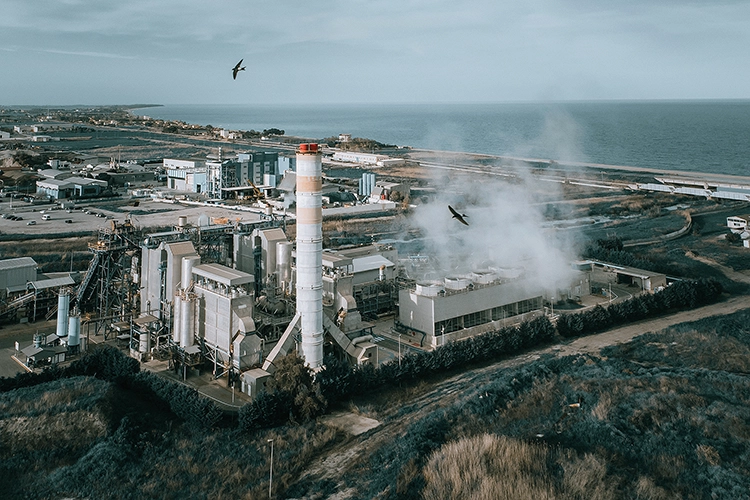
<box><xmin>1</xmin><ymin>0</ymin><xmax>749</xmax><ymax>105</ymax></box>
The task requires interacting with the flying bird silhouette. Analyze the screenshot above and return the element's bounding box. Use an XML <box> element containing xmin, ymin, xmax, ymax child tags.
<box><xmin>232</xmin><ymin>59</ymin><xmax>246</xmax><ymax>80</ymax></box>
<box><xmin>448</xmin><ymin>205</ymin><xmax>469</xmax><ymax>226</ymax></box>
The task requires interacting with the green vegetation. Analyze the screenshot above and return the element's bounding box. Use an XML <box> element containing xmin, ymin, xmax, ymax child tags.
<box><xmin>337</xmin><ymin>310</ymin><xmax>750</xmax><ymax>499</ymax></box>
<box><xmin>0</xmin><ymin>280</ymin><xmax>740</xmax><ymax>499</ymax></box>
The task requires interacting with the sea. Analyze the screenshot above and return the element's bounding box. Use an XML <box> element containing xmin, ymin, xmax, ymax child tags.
<box><xmin>136</xmin><ymin>100</ymin><xmax>750</xmax><ymax>177</ymax></box>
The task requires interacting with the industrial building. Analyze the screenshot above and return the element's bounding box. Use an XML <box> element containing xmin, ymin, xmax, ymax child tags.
<box><xmin>35</xmin><ymin>176</ymin><xmax>108</xmax><ymax>199</ymax></box>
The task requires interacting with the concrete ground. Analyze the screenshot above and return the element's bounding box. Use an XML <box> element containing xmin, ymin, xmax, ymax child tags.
<box><xmin>0</xmin><ymin>197</ymin><xmax>274</xmax><ymax>237</ymax></box>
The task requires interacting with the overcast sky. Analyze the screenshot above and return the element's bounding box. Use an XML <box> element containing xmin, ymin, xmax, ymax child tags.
<box><xmin>1</xmin><ymin>0</ymin><xmax>748</xmax><ymax>105</ymax></box>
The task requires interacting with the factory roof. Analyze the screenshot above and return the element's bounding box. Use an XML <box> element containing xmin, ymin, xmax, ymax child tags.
<box><xmin>322</xmin><ymin>251</ymin><xmax>353</xmax><ymax>268</ymax></box>
<box><xmin>134</xmin><ymin>314</ymin><xmax>159</xmax><ymax>325</ymax></box>
<box><xmin>352</xmin><ymin>255</ymin><xmax>395</xmax><ymax>273</ymax></box>
<box><xmin>164</xmin><ymin>241</ymin><xmax>197</xmax><ymax>257</ymax></box>
<box><xmin>0</xmin><ymin>257</ymin><xmax>37</xmax><ymax>271</ymax></box>
<box><xmin>29</xmin><ymin>276</ymin><xmax>75</xmax><ymax>290</ymax></box>
<box><xmin>193</xmin><ymin>263</ymin><xmax>254</xmax><ymax>286</ymax></box>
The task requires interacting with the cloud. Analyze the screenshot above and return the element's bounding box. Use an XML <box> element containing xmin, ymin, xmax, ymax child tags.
<box><xmin>35</xmin><ymin>48</ymin><xmax>136</xmax><ymax>60</ymax></box>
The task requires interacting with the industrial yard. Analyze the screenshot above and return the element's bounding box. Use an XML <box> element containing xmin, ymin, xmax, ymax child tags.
<box><xmin>2</xmin><ymin>109</ymin><xmax>750</xmax><ymax>499</ymax></box>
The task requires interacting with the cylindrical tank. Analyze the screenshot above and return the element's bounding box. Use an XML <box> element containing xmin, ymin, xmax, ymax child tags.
<box><xmin>67</xmin><ymin>313</ymin><xmax>81</xmax><ymax>348</ymax></box>
<box><xmin>296</xmin><ymin>143</ymin><xmax>324</xmax><ymax>369</ymax></box>
<box><xmin>56</xmin><ymin>290</ymin><xmax>70</xmax><ymax>339</ymax></box>
<box><xmin>276</xmin><ymin>241</ymin><xmax>293</xmax><ymax>284</ymax></box>
<box><xmin>378</xmin><ymin>264</ymin><xmax>386</xmax><ymax>281</ymax></box>
<box><xmin>172</xmin><ymin>294</ymin><xmax>182</xmax><ymax>343</ymax></box>
<box><xmin>181</xmin><ymin>255</ymin><xmax>200</xmax><ymax>289</ymax></box>
<box><xmin>177</xmin><ymin>215</ymin><xmax>188</xmax><ymax>227</ymax></box>
<box><xmin>415</xmin><ymin>281</ymin><xmax>444</xmax><ymax>297</ymax></box>
<box><xmin>265</xmin><ymin>205</ymin><xmax>273</xmax><ymax>216</ymax></box>
<box><xmin>180</xmin><ymin>294</ymin><xmax>195</xmax><ymax>348</ymax></box>
<box><xmin>33</xmin><ymin>334</ymin><xmax>45</xmax><ymax>348</ymax></box>
<box><xmin>264</xmin><ymin>173</ymin><xmax>277</xmax><ymax>188</ymax></box>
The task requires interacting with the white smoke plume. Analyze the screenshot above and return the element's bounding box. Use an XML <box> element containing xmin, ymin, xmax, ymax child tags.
<box><xmin>407</xmin><ymin>108</ymin><xmax>586</xmax><ymax>297</ymax></box>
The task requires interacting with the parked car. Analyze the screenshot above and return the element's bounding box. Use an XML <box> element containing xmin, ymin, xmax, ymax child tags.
<box><xmin>14</xmin><ymin>216</ymin><xmax>22</xmax><ymax>221</ymax></box>
<box><xmin>64</xmin><ymin>219</ymin><xmax>73</xmax><ymax>223</ymax></box>
<box><xmin>26</xmin><ymin>220</ymin><xmax>36</xmax><ymax>225</ymax></box>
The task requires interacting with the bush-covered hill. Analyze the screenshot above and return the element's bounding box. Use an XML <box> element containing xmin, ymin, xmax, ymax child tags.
<box><xmin>295</xmin><ymin>310</ymin><xmax>750</xmax><ymax>499</ymax></box>
<box><xmin>2</xmin><ymin>307</ymin><xmax>749</xmax><ymax>499</ymax></box>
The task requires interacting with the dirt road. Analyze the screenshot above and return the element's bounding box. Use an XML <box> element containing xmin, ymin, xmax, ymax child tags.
<box><xmin>300</xmin><ymin>293</ymin><xmax>750</xmax><ymax>498</ymax></box>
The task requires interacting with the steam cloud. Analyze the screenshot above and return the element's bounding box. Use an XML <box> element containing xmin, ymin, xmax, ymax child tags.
<box><xmin>407</xmin><ymin>108</ymin><xmax>586</xmax><ymax>297</ymax></box>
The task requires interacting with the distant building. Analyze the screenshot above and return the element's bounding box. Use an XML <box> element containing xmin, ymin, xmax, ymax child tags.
<box><xmin>0</xmin><ymin>257</ymin><xmax>37</xmax><ymax>298</ymax></box>
<box><xmin>36</xmin><ymin>176</ymin><xmax>108</xmax><ymax>199</ymax></box>
<box><xmin>727</xmin><ymin>215</ymin><xmax>750</xmax><ymax>233</ymax></box>
<box><xmin>237</xmin><ymin>151</ymin><xmax>279</xmax><ymax>186</ymax></box>
<box><xmin>0</xmin><ymin>131</ymin><xmax>9</xmax><ymax>140</ymax></box>
<box><xmin>338</xmin><ymin>133</ymin><xmax>352</xmax><ymax>143</ymax></box>
<box><xmin>332</xmin><ymin>152</ymin><xmax>387</xmax><ymax>165</ymax></box>
<box><xmin>163</xmin><ymin>158</ymin><xmax>205</xmax><ymax>171</ymax></box>
<box><xmin>368</xmin><ymin>181</ymin><xmax>409</xmax><ymax>203</ymax></box>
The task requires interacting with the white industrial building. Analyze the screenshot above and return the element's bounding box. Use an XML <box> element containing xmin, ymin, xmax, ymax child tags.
<box><xmin>332</xmin><ymin>151</ymin><xmax>387</xmax><ymax>165</ymax></box>
<box><xmin>399</xmin><ymin>268</ymin><xmax>591</xmax><ymax>347</ymax></box>
<box><xmin>727</xmin><ymin>215</ymin><xmax>750</xmax><ymax>232</ymax></box>
<box><xmin>35</xmin><ymin>176</ymin><xmax>108</xmax><ymax>199</ymax></box>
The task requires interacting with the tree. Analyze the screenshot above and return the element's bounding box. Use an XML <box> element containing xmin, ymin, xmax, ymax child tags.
<box><xmin>268</xmin><ymin>353</ymin><xmax>327</xmax><ymax>421</ymax></box>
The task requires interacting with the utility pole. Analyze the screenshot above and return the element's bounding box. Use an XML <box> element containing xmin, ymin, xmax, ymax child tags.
<box><xmin>268</xmin><ymin>438</ymin><xmax>274</xmax><ymax>498</ymax></box>
<box><xmin>398</xmin><ymin>333</ymin><xmax>402</xmax><ymax>367</ymax></box>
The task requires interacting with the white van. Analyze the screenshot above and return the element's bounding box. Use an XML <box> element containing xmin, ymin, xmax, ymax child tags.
<box><xmin>41</xmin><ymin>214</ymin><xmax>51</xmax><ymax>220</ymax></box>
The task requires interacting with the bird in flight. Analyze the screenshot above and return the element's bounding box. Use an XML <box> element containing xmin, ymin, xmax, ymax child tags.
<box><xmin>232</xmin><ymin>59</ymin><xmax>246</xmax><ymax>80</ymax></box>
<box><xmin>448</xmin><ymin>205</ymin><xmax>469</xmax><ymax>226</ymax></box>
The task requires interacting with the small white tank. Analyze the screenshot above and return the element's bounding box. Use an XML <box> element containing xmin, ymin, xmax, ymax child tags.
<box><xmin>67</xmin><ymin>314</ymin><xmax>81</xmax><ymax>347</ymax></box>
<box><xmin>173</xmin><ymin>294</ymin><xmax>182</xmax><ymax>343</ymax></box>
<box><xmin>177</xmin><ymin>215</ymin><xmax>188</xmax><ymax>227</ymax></box>
<box><xmin>180</xmin><ymin>294</ymin><xmax>195</xmax><ymax>348</ymax></box>
<box><xmin>181</xmin><ymin>255</ymin><xmax>200</xmax><ymax>289</ymax></box>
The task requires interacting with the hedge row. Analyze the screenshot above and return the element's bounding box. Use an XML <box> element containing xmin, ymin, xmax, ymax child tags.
<box><xmin>556</xmin><ymin>278</ymin><xmax>723</xmax><ymax>338</ymax></box>
<box><xmin>245</xmin><ymin>278</ymin><xmax>725</xmax><ymax>429</ymax></box>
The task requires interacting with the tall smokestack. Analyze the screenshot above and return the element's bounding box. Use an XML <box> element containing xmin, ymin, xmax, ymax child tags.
<box><xmin>295</xmin><ymin>143</ymin><xmax>324</xmax><ymax>369</ymax></box>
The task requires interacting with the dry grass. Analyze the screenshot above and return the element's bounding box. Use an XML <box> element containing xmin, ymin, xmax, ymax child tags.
<box><xmin>560</xmin><ymin>451</ymin><xmax>618</xmax><ymax>500</ymax></box>
<box><xmin>422</xmin><ymin>434</ymin><xmax>555</xmax><ymax>500</ymax></box>
<box><xmin>423</xmin><ymin>434</ymin><xmax>623</xmax><ymax>500</ymax></box>
<box><xmin>634</xmin><ymin>476</ymin><xmax>681</xmax><ymax>500</ymax></box>
<box><xmin>0</xmin><ymin>410</ymin><xmax>107</xmax><ymax>453</ymax></box>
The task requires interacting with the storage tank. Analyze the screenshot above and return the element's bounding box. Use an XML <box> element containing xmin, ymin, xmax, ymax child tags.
<box><xmin>180</xmin><ymin>294</ymin><xmax>195</xmax><ymax>348</ymax></box>
<box><xmin>264</xmin><ymin>173</ymin><xmax>277</xmax><ymax>188</ymax></box>
<box><xmin>276</xmin><ymin>241</ymin><xmax>293</xmax><ymax>285</ymax></box>
<box><xmin>181</xmin><ymin>255</ymin><xmax>200</xmax><ymax>289</ymax></box>
<box><xmin>172</xmin><ymin>294</ymin><xmax>182</xmax><ymax>343</ymax></box>
<box><xmin>67</xmin><ymin>313</ymin><xmax>81</xmax><ymax>353</ymax></box>
<box><xmin>56</xmin><ymin>290</ymin><xmax>70</xmax><ymax>339</ymax></box>
<box><xmin>177</xmin><ymin>215</ymin><xmax>188</xmax><ymax>227</ymax></box>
